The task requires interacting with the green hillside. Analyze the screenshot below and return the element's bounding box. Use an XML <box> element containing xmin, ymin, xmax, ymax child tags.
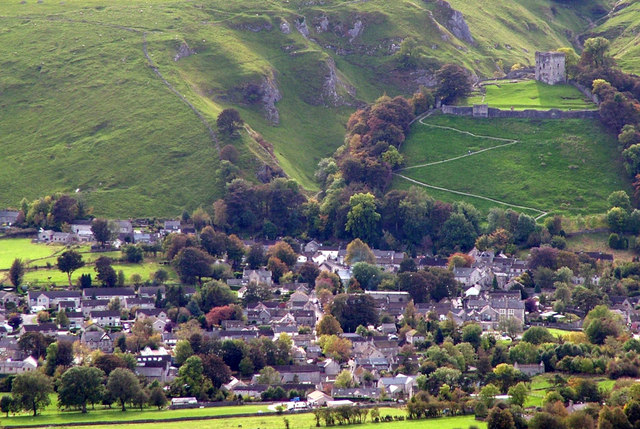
<box><xmin>0</xmin><ymin>0</ymin><xmax>620</xmax><ymax>216</ymax></box>
<box><xmin>395</xmin><ymin>114</ymin><xmax>630</xmax><ymax>217</ymax></box>
<box><xmin>587</xmin><ymin>1</ymin><xmax>640</xmax><ymax>73</ymax></box>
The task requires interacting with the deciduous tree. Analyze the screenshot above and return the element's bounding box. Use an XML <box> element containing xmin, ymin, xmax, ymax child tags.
<box><xmin>9</xmin><ymin>258</ymin><xmax>24</xmax><ymax>287</ymax></box>
<box><xmin>58</xmin><ymin>366</ymin><xmax>105</xmax><ymax>413</ymax></box>
<box><xmin>173</xmin><ymin>247</ymin><xmax>214</xmax><ymax>284</ymax></box>
<box><xmin>435</xmin><ymin>64</ymin><xmax>472</xmax><ymax>104</ymax></box>
<box><xmin>57</xmin><ymin>250</ymin><xmax>85</xmax><ymax>287</ymax></box>
<box><xmin>11</xmin><ymin>372</ymin><xmax>53</xmax><ymax>416</ymax></box>
<box><xmin>345</xmin><ymin>238</ymin><xmax>376</xmax><ymax>265</ymax></box>
<box><xmin>317</xmin><ymin>315</ymin><xmax>343</xmax><ymax>336</ymax></box>
<box><xmin>106</xmin><ymin>368</ymin><xmax>142</xmax><ymax>411</ymax></box>
<box><xmin>346</xmin><ymin>193</ymin><xmax>380</xmax><ymax>245</ymax></box>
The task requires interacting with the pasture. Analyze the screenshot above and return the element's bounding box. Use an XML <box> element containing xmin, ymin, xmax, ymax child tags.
<box><xmin>465</xmin><ymin>81</ymin><xmax>595</xmax><ymax>110</ymax></box>
<box><xmin>394</xmin><ymin>114</ymin><xmax>629</xmax><ymax>217</ymax></box>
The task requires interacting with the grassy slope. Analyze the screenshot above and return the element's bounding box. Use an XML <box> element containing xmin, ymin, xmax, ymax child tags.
<box><xmin>465</xmin><ymin>81</ymin><xmax>596</xmax><ymax>110</ymax></box>
<box><xmin>396</xmin><ymin>115</ymin><xmax>629</xmax><ymax>216</ymax></box>
<box><xmin>588</xmin><ymin>2</ymin><xmax>640</xmax><ymax>73</ymax></box>
<box><xmin>0</xmin><ymin>0</ymin><xmax>617</xmax><ymax>216</ymax></box>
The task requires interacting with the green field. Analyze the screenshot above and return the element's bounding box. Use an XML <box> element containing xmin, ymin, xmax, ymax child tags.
<box><xmin>524</xmin><ymin>374</ymin><xmax>615</xmax><ymax>408</ymax></box>
<box><xmin>0</xmin><ymin>0</ymin><xmax>615</xmax><ymax>216</ymax></box>
<box><xmin>465</xmin><ymin>81</ymin><xmax>596</xmax><ymax>110</ymax></box>
<box><xmin>22</xmin><ymin>261</ymin><xmax>174</xmax><ymax>287</ymax></box>
<box><xmin>0</xmin><ymin>403</ymin><xmax>273</xmax><ymax>427</ymax></box>
<box><xmin>394</xmin><ymin>114</ymin><xmax>629</xmax><ymax>217</ymax></box>
<box><xmin>11</xmin><ymin>413</ymin><xmax>484</xmax><ymax>429</ymax></box>
<box><xmin>0</xmin><ymin>238</ymin><xmax>176</xmax><ymax>286</ymax></box>
<box><xmin>0</xmin><ymin>239</ymin><xmax>65</xmax><ymax>270</ymax></box>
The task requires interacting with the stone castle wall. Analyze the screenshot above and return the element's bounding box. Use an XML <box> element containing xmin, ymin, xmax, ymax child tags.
<box><xmin>441</xmin><ymin>105</ymin><xmax>600</xmax><ymax>119</ymax></box>
<box><xmin>535</xmin><ymin>51</ymin><xmax>566</xmax><ymax>85</ymax></box>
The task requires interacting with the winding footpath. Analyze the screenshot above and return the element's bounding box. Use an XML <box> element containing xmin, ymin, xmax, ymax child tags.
<box><xmin>395</xmin><ymin>113</ymin><xmax>549</xmax><ymax>220</ymax></box>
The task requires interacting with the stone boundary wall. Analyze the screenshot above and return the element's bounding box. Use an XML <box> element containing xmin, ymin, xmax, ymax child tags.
<box><xmin>441</xmin><ymin>105</ymin><xmax>600</xmax><ymax>119</ymax></box>
<box><xmin>569</xmin><ymin>80</ymin><xmax>600</xmax><ymax>105</ymax></box>
<box><xmin>3</xmin><ymin>403</ymin><xmax>401</xmax><ymax>429</ymax></box>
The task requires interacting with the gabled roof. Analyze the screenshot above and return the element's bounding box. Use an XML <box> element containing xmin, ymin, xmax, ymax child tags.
<box><xmin>30</xmin><ymin>290</ymin><xmax>81</xmax><ymax>299</ymax></box>
<box><xmin>83</xmin><ymin>287</ymin><xmax>135</xmax><ymax>297</ymax></box>
<box><xmin>90</xmin><ymin>310</ymin><xmax>120</xmax><ymax>318</ymax></box>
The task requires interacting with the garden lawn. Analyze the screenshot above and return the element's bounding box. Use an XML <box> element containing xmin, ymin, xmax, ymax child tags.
<box><xmin>0</xmin><ymin>239</ymin><xmax>64</xmax><ymax>270</ymax></box>
<box><xmin>396</xmin><ymin>115</ymin><xmax>629</xmax><ymax>217</ymax></box>
<box><xmin>465</xmin><ymin>81</ymin><xmax>596</xmax><ymax>110</ymax></box>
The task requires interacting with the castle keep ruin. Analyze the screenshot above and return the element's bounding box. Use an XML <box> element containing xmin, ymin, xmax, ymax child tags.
<box><xmin>535</xmin><ymin>51</ymin><xmax>566</xmax><ymax>85</ymax></box>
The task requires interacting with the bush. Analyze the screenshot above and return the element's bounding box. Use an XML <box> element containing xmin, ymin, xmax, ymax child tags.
<box><xmin>550</xmin><ymin>236</ymin><xmax>567</xmax><ymax>250</ymax></box>
<box><xmin>609</xmin><ymin>233</ymin><xmax>628</xmax><ymax>249</ymax></box>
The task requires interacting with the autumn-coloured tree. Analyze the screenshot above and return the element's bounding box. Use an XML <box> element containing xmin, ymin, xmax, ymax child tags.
<box><xmin>205</xmin><ymin>305</ymin><xmax>242</xmax><ymax>327</ymax></box>
<box><xmin>267</xmin><ymin>257</ymin><xmax>288</xmax><ymax>284</ymax></box>
<box><xmin>318</xmin><ymin>335</ymin><xmax>352</xmax><ymax>363</ymax></box>
<box><xmin>266</xmin><ymin>241</ymin><xmax>297</xmax><ymax>268</ymax></box>
<box><xmin>447</xmin><ymin>252</ymin><xmax>474</xmax><ymax>269</ymax></box>
<box><xmin>345</xmin><ymin>238</ymin><xmax>376</xmax><ymax>265</ymax></box>
<box><xmin>316</xmin><ymin>315</ymin><xmax>343</xmax><ymax>336</ymax></box>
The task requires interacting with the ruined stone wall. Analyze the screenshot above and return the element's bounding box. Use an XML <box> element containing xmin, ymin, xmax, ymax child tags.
<box><xmin>441</xmin><ymin>105</ymin><xmax>600</xmax><ymax>119</ymax></box>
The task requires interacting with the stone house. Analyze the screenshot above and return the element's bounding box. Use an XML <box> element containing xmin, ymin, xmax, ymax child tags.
<box><xmin>405</xmin><ymin>329</ymin><xmax>426</xmax><ymax>345</ymax></box>
<box><xmin>135</xmin><ymin>308</ymin><xmax>168</xmax><ymax>322</ymax></box>
<box><xmin>82</xmin><ymin>287</ymin><xmax>135</xmax><ymax>302</ymax></box>
<box><xmin>0</xmin><ymin>356</ymin><xmax>37</xmax><ymax>375</ymax></box>
<box><xmin>81</xmin><ymin>329</ymin><xmax>121</xmax><ymax>353</ymax></box>
<box><xmin>90</xmin><ymin>310</ymin><xmax>121</xmax><ymax>327</ymax></box>
<box><xmin>272</xmin><ymin>365</ymin><xmax>321</xmax><ymax>385</ymax></box>
<box><xmin>377</xmin><ymin>374</ymin><xmax>417</xmax><ymax>398</ymax></box>
<box><xmin>139</xmin><ymin>286</ymin><xmax>165</xmax><ymax>299</ymax></box>
<box><xmin>66</xmin><ymin>311</ymin><xmax>85</xmax><ymax>330</ymax></box>
<box><xmin>379</xmin><ymin>323</ymin><xmax>397</xmax><ymax>335</ymax></box>
<box><xmin>21</xmin><ymin>323</ymin><xmax>57</xmax><ymax>336</ymax></box>
<box><xmin>28</xmin><ymin>291</ymin><xmax>81</xmax><ymax>310</ymax></box>
<box><xmin>289</xmin><ymin>291</ymin><xmax>310</xmax><ymax>309</ymax></box>
<box><xmin>70</xmin><ymin>221</ymin><xmax>94</xmax><ymax>242</ymax></box>
<box><xmin>52</xmin><ymin>232</ymin><xmax>74</xmax><ymax>244</ymax></box>
<box><xmin>0</xmin><ymin>210</ymin><xmax>19</xmax><ymax>225</ymax></box>
<box><xmin>81</xmin><ymin>299</ymin><xmax>109</xmax><ymax>317</ymax></box>
<box><xmin>514</xmin><ymin>361</ymin><xmax>545</xmax><ymax>376</ymax></box>
<box><xmin>243</xmin><ymin>269</ymin><xmax>273</xmax><ymax>286</ymax></box>
<box><xmin>304</xmin><ymin>240</ymin><xmax>321</xmax><ymax>254</ymax></box>
<box><xmin>453</xmin><ymin>267</ymin><xmax>479</xmax><ymax>286</ymax></box>
<box><xmin>319</xmin><ymin>359</ymin><xmax>342</xmax><ymax>378</ymax></box>
<box><xmin>0</xmin><ymin>291</ymin><xmax>21</xmax><ymax>308</ymax></box>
